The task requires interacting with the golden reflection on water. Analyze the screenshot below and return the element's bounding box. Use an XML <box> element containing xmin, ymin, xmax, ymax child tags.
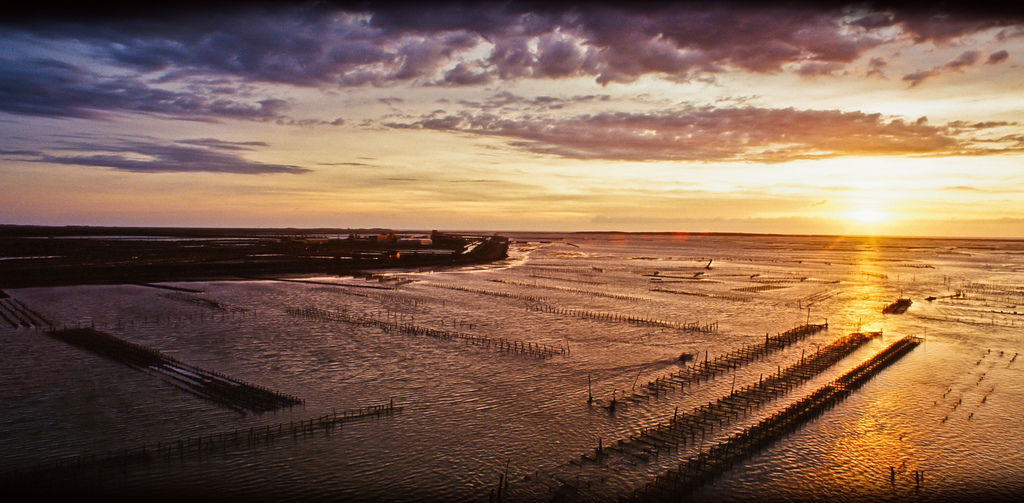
<box><xmin>836</xmin><ymin>237</ymin><xmax>889</xmax><ymax>332</ymax></box>
<box><xmin>817</xmin><ymin>385</ymin><xmax>924</xmax><ymax>497</ymax></box>
<box><xmin>807</xmin><ymin>236</ymin><xmax>919</xmax><ymax>496</ymax></box>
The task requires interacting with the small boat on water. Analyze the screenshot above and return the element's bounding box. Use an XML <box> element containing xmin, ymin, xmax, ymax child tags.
<box><xmin>883</xmin><ymin>298</ymin><xmax>912</xmax><ymax>314</ymax></box>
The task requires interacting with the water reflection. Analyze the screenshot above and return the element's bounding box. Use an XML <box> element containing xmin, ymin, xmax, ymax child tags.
<box><xmin>2</xmin><ymin>233</ymin><xmax>1023</xmax><ymax>501</ymax></box>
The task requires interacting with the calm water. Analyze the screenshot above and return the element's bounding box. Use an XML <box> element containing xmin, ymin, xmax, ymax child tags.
<box><xmin>2</xmin><ymin>233</ymin><xmax>1023</xmax><ymax>501</ymax></box>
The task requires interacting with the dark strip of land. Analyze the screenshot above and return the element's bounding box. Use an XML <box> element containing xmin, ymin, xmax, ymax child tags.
<box><xmin>0</xmin><ymin>226</ymin><xmax>508</xmax><ymax>288</ymax></box>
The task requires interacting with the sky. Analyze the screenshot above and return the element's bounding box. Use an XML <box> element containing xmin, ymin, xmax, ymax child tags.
<box><xmin>2</xmin><ymin>1</ymin><xmax>1024</xmax><ymax>237</ymax></box>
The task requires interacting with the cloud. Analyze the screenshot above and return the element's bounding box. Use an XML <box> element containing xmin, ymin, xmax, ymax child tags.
<box><xmin>946</xmin><ymin>120</ymin><xmax>1018</xmax><ymax>130</ymax></box>
<box><xmin>387</xmin><ymin>105</ymin><xmax>1024</xmax><ymax>162</ymax></box>
<box><xmin>0</xmin><ymin>148</ymin><xmax>43</xmax><ymax>156</ymax></box>
<box><xmin>5</xmin><ymin>136</ymin><xmax>309</xmax><ymax>174</ymax></box>
<box><xmin>849</xmin><ymin>12</ymin><xmax>896</xmax><ymax>30</ymax></box>
<box><xmin>902</xmin><ymin>50</ymin><xmax>984</xmax><ymax>87</ymax></box>
<box><xmin>175</xmin><ymin>138</ymin><xmax>269</xmax><ymax>150</ymax></box>
<box><xmin>996</xmin><ymin>26</ymin><xmax>1024</xmax><ymax>41</ymax></box>
<box><xmin>795</xmin><ymin>62</ymin><xmax>845</xmax><ymax>76</ymax></box>
<box><xmin>457</xmin><ymin>91</ymin><xmax>611</xmax><ymax>112</ymax></box>
<box><xmin>318</xmin><ymin>161</ymin><xmax>376</xmax><ymax>167</ymax></box>
<box><xmin>866</xmin><ymin>56</ymin><xmax>888</xmax><ymax>78</ymax></box>
<box><xmin>901</xmin><ymin>69</ymin><xmax>938</xmax><ymax>87</ymax></box>
<box><xmin>987</xmin><ymin>50</ymin><xmax>1009</xmax><ymax>64</ymax></box>
<box><xmin>0</xmin><ymin>56</ymin><xmax>340</xmax><ymax>125</ymax></box>
<box><xmin>6</xmin><ymin>3</ymin><xmax>1018</xmax><ymax>91</ymax></box>
<box><xmin>945</xmin><ymin>50</ymin><xmax>980</xmax><ymax>70</ymax></box>
<box><xmin>887</xmin><ymin>10</ymin><xmax>1023</xmax><ymax>43</ymax></box>
<box><xmin>439</xmin><ymin>62</ymin><xmax>492</xmax><ymax>86</ymax></box>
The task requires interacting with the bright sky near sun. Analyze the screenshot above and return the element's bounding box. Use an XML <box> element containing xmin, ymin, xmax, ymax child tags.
<box><xmin>2</xmin><ymin>1</ymin><xmax>1024</xmax><ymax>237</ymax></box>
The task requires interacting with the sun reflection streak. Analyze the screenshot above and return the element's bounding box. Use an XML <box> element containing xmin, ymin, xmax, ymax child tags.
<box><xmin>818</xmin><ymin>389</ymin><xmax>925</xmax><ymax>497</ymax></box>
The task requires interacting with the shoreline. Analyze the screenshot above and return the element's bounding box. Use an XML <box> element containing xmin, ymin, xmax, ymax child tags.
<box><xmin>0</xmin><ymin>229</ymin><xmax>509</xmax><ymax>289</ymax></box>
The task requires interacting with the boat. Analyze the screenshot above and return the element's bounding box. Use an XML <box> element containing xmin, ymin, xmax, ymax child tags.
<box><xmin>883</xmin><ymin>298</ymin><xmax>912</xmax><ymax>314</ymax></box>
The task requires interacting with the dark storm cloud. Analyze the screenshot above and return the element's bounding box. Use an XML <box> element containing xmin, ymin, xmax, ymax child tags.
<box><xmin>0</xmin><ymin>57</ymin><xmax>341</xmax><ymax>124</ymax></box>
<box><xmin>7</xmin><ymin>137</ymin><xmax>309</xmax><ymax>174</ymax></box>
<box><xmin>889</xmin><ymin>12</ymin><xmax>1014</xmax><ymax>44</ymax></box>
<box><xmin>387</xmin><ymin>106</ymin><xmax>1023</xmax><ymax>162</ymax></box>
<box><xmin>3</xmin><ymin>2</ymin><xmax>1020</xmax><ymax>99</ymax></box>
<box><xmin>578</xmin><ymin>6</ymin><xmax>882</xmax><ymax>78</ymax></box>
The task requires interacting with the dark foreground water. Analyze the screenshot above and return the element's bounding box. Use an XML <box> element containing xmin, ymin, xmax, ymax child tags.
<box><xmin>2</xmin><ymin>233</ymin><xmax>1023</xmax><ymax>502</ymax></box>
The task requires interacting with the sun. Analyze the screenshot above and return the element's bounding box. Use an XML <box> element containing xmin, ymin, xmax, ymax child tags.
<box><xmin>847</xmin><ymin>209</ymin><xmax>888</xmax><ymax>223</ymax></box>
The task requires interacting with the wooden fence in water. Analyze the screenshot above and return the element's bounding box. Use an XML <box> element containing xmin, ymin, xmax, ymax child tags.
<box><xmin>578</xmin><ymin>331</ymin><xmax>880</xmax><ymax>466</ymax></box>
<box><xmin>531</xmin><ymin>303</ymin><xmax>717</xmax><ymax>332</ymax></box>
<box><xmin>597</xmin><ymin>323</ymin><xmax>829</xmax><ymax>411</ymax></box>
<box><xmin>630</xmin><ymin>336</ymin><xmax>922</xmax><ymax>501</ymax></box>
<box><xmin>489</xmin><ymin>278</ymin><xmax>647</xmax><ymax>302</ymax></box>
<box><xmin>47</xmin><ymin>328</ymin><xmax>303</xmax><ymax>413</ymax></box>
<box><xmin>0</xmin><ymin>402</ymin><xmax>400</xmax><ymax>482</ymax></box>
<box><xmin>427</xmin><ymin>283</ymin><xmax>717</xmax><ymax>332</ymax></box>
<box><xmin>0</xmin><ymin>296</ymin><xmax>52</xmax><ymax>328</ymax></box>
<box><xmin>287</xmin><ymin>306</ymin><xmax>566</xmax><ymax>359</ymax></box>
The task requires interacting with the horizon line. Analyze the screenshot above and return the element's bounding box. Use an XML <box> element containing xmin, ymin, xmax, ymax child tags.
<box><xmin>1</xmin><ymin>223</ymin><xmax>1019</xmax><ymax>242</ymax></box>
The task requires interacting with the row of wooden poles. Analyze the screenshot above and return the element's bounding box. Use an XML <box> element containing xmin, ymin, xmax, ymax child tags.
<box><xmin>526</xmin><ymin>273</ymin><xmax>606</xmax><ymax>286</ymax></box>
<box><xmin>1</xmin><ymin>401</ymin><xmax>400</xmax><ymax>482</ymax></box>
<box><xmin>161</xmin><ymin>292</ymin><xmax>233</xmax><ymax>311</ymax></box>
<box><xmin>429</xmin><ymin>282</ymin><xmax>712</xmax><ymax>333</ymax></box>
<box><xmin>489</xmin><ymin>278</ymin><xmax>648</xmax><ymax>302</ymax></box>
<box><xmin>306</xmin><ymin>281</ymin><xmax>433</xmax><ymax>310</ymax></box>
<box><xmin>0</xmin><ymin>296</ymin><xmax>51</xmax><ymax>328</ymax></box>
<box><xmin>648</xmin><ymin>287</ymin><xmax>754</xmax><ymax>303</ymax></box>
<box><xmin>631</xmin><ymin>336</ymin><xmax>923</xmax><ymax>502</ymax></box>
<box><xmin>792</xmin><ymin>288</ymin><xmax>840</xmax><ymax>309</ymax></box>
<box><xmin>432</xmin><ymin>282</ymin><xmax>553</xmax><ymax>303</ymax></box>
<box><xmin>287</xmin><ymin>306</ymin><xmax>566</xmax><ymax>359</ymax></box>
<box><xmin>579</xmin><ymin>330</ymin><xmax>881</xmax><ymax>467</ymax></box>
<box><xmin>41</xmin><ymin>310</ymin><xmax>253</xmax><ymax>334</ymax></box>
<box><xmin>531</xmin><ymin>303</ymin><xmax>717</xmax><ymax>332</ymax></box>
<box><xmin>598</xmin><ymin>323</ymin><xmax>829</xmax><ymax>410</ymax></box>
<box><xmin>47</xmin><ymin>328</ymin><xmax>303</xmax><ymax>413</ymax></box>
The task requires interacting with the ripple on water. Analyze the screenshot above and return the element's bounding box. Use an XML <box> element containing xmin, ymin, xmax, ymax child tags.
<box><xmin>2</xmin><ymin>234</ymin><xmax>1024</xmax><ymax>501</ymax></box>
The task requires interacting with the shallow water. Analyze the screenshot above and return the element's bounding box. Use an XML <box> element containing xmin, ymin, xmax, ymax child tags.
<box><xmin>2</xmin><ymin>233</ymin><xmax>1023</xmax><ymax>501</ymax></box>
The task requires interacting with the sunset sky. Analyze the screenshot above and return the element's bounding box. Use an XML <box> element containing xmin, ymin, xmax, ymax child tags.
<box><xmin>2</xmin><ymin>2</ymin><xmax>1024</xmax><ymax>237</ymax></box>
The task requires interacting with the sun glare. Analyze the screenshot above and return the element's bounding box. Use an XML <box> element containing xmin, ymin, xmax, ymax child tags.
<box><xmin>847</xmin><ymin>209</ymin><xmax>888</xmax><ymax>224</ymax></box>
